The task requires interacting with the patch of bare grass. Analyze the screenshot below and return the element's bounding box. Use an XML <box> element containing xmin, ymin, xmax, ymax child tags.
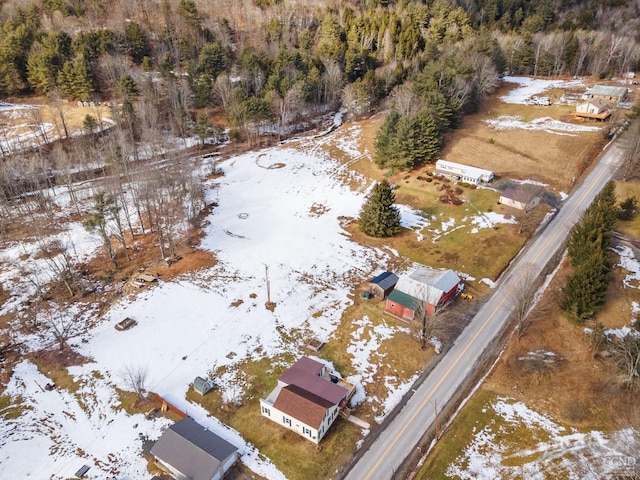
<box><xmin>442</xmin><ymin>102</ymin><xmax>605</xmax><ymax>191</ymax></box>
<box><xmin>0</xmin><ymin>394</ymin><xmax>27</xmax><ymax>420</ymax></box>
<box><xmin>323</xmin><ymin>286</ymin><xmax>434</xmax><ymax>422</ymax></box>
<box><xmin>187</xmin><ymin>355</ymin><xmax>362</xmax><ymax>480</ymax></box>
<box><xmin>615</xmin><ymin>179</ymin><xmax>640</xmax><ymax>238</ymax></box>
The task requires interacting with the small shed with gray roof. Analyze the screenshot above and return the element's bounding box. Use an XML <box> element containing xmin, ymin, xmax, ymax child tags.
<box><xmin>193</xmin><ymin>376</ymin><xmax>215</xmax><ymax>396</ymax></box>
<box><xmin>150</xmin><ymin>416</ymin><xmax>238</xmax><ymax>480</ymax></box>
<box><xmin>368</xmin><ymin>271</ymin><xmax>399</xmax><ymax>299</ymax></box>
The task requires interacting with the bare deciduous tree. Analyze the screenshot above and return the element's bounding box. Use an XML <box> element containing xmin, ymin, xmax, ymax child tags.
<box><xmin>322</xmin><ymin>59</ymin><xmax>344</xmax><ymax>106</ymax></box>
<box><xmin>609</xmin><ymin>333</ymin><xmax>640</xmax><ymax>388</ymax></box>
<box><xmin>513</xmin><ymin>184</ymin><xmax>543</xmax><ymax>234</ymax></box>
<box><xmin>411</xmin><ymin>285</ymin><xmax>456</xmax><ymax>353</ymax></box>
<box><xmin>122</xmin><ymin>365</ymin><xmax>149</xmax><ymax>401</ymax></box>
<box><xmin>622</xmin><ymin>120</ymin><xmax>640</xmax><ymax>181</ymax></box>
<box><xmin>392</xmin><ymin>82</ymin><xmax>421</xmax><ymax>118</ymax></box>
<box><xmin>508</xmin><ymin>269</ymin><xmax>546</xmax><ymax>339</ymax></box>
<box><xmin>41</xmin><ymin>305</ymin><xmax>76</xmax><ymax>351</ymax></box>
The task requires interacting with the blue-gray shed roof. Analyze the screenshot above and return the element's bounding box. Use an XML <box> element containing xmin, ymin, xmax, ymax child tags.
<box><xmin>370</xmin><ymin>272</ymin><xmax>399</xmax><ymax>290</ymax></box>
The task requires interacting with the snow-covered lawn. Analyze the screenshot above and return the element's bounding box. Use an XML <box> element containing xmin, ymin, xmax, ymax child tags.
<box><xmin>399</xmin><ymin>205</ymin><xmax>517</xmax><ymax>243</ymax></box>
<box><xmin>500</xmin><ymin>76</ymin><xmax>586</xmax><ymax>105</ymax></box>
<box><xmin>0</xmin><ymin>125</ymin><xmax>435</xmax><ymax>479</ymax></box>
<box><xmin>446</xmin><ymin>396</ymin><xmax>640</xmax><ymax>480</ymax></box>
<box><xmin>485</xmin><ymin>115</ymin><xmax>601</xmax><ymax>135</ymax></box>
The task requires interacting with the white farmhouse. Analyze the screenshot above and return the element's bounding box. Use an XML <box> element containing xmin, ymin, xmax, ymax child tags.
<box><xmin>260</xmin><ymin>357</ymin><xmax>355</xmax><ymax>443</ymax></box>
<box><xmin>575</xmin><ymin>98</ymin><xmax>611</xmax><ymax>120</ymax></box>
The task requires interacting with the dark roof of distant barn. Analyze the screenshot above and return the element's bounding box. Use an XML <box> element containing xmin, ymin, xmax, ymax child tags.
<box><xmin>273</xmin><ymin>385</ymin><xmax>335</xmax><ymax>429</ymax></box>
<box><xmin>278</xmin><ymin>357</ymin><xmax>347</xmax><ymax>405</ymax></box>
<box><xmin>387</xmin><ymin>289</ymin><xmax>422</xmax><ymax>311</ymax></box>
<box><xmin>370</xmin><ymin>271</ymin><xmax>399</xmax><ymax>290</ymax></box>
<box><xmin>150</xmin><ymin>417</ymin><xmax>237</xmax><ymax>480</ymax></box>
<box><xmin>500</xmin><ymin>188</ymin><xmax>524</xmax><ymax>202</ymax></box>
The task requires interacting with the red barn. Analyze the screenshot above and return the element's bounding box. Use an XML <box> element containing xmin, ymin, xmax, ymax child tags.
<box><xmin>385</xmin><ymin>266</ymin><xmax>461</xmax><ymax>320</ymax></box>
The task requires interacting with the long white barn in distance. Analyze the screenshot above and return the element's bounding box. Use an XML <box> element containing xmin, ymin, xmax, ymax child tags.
<box><xmin>435</xmin><ymin>159</ymin><xmax>494</xmax><ymax>185</ymax></box>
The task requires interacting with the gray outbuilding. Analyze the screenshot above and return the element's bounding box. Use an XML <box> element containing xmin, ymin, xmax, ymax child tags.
<box><xmin>151</xmin><ymin>417</ymin><xmax>238</xmax><ymax>480</ymax></box>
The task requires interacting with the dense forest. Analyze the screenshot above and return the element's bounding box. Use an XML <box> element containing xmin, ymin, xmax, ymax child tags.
<box><xmin>0</xmin><ymin>0</ymin><xmax>639</xmax><ymax>258</ymax></box>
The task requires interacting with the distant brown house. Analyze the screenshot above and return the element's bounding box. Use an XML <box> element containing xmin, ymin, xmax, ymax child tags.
<box><xmin>260</xmin><ymin>357</ymin><xmax>355</xmax><ymax>443</ymax></box>
<box><xmin>368</xmin><ymin>271</ymin><xmax>399</xmax><ymax>299</ymax></box>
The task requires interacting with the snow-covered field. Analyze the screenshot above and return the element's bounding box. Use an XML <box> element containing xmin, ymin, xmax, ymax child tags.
<box><xmin>485</xmin><ymin>115</ymin><xmax>601</xmax><ymax>136</ymax></box>
<box><xmin>446</xmin><ymin>396</ymin><xmax>640</xmax><ymax>480</ymax></box>
<box><xmin>1</xmin><ymin>121</ymin><xmax>468</xmax><ymax>479</ymax></box>
<box><xmin>500</xmin><ymin>76</ymin><xmax>586</xmax><ymax>104</ymax></box>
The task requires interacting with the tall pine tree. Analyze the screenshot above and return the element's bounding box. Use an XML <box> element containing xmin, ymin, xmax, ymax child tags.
<box><xmin>561</xmin><ymin>181</ymin><xmax>618</xmax><ymax>323</ymax></box>
<box><xmin>358</xmin><ymin>180</ymin><xmax>401</xmax><ymax>237</ymax></box>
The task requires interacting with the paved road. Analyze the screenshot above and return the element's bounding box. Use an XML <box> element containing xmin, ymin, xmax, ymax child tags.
<box><xmin>343</xmin><ymin>141</ymin><xmax>627</xmax><ymax>480</ymax></box>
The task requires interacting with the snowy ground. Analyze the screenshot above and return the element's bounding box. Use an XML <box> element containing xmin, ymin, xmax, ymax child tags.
<box><xmin>0</xmin><ymin>121</ymin><xmax>453</xmax><ymax>479</ymax></box>
<box><xmin>446</xmin><ymin>396</ymin><xmax>640</xmax><ymax>480</ymax></box>
<box><xmin>485</xmin><ymin>115</ymin><xmax>601</xmax><ymax>136</ymax></box>
<box><xmin>0</xmin><ymin>101</ymin><xmax>116</xmax><ymax>154</ymax></box>
<box><xmin>398</xmin><ymin>206</ymin><xmax>517</xmax><ymax>243</ymax></box>
<box><xmin>490</xmin><ymin>76</ymin><xmax>602</xmax><ymax>136</ymax></box>
<box><xmin>500</xmin><ymin>76</ymin><xmax>586</xmax><ymax>105</ymax></box>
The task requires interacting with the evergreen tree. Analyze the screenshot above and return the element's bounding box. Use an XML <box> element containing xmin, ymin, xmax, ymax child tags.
<box><xmin>27</xmin><ymin>31</ymin><xmax>72</xmax><ymax>94</ymax></box>
<box><xmin>374</xmin><ymin>108</ymin><xmax>441</xmax><ymax>171</ymax></box>
<box><xmin>124</xmin><ymin>21</ymin><xmax>149</xmax><ymax>65</ymax></box>
<box><xmin>83</xmin><ymin>192</ymin><xmax>117</xmax><ymax>267</ymax></box>
<box><xmin>562</xmin><ymin>182</ymin><xmax>618</xmax><ymax>323</ymax></box>
<box><xmin>358</xmin><ymin>180</ymin><xmax>401</xmax><ymax>238</ymax></box>
<box><xmin>618</xmin><ymin>196</ymin><xmax>638</xmax><ymax>221</ymax></box>
<box><xmin>315</xmin><ymin>12</ymin><xmax>346</xmax><ymax>64</ymax></box>
<box><xmin>561</xmin><ymin>251</ymin><xmax>608</xmax><ymax>322</ymax></box>
<box><xmin>117</xmin><ymin>74</ymin><xmax>139</xmax><ymax>99</ymax></box>
<box><xmin>374</xmin><ymin>109</ymin><xmax>401</xmax><ymax>168</ymax></box>
<box><xmin>57</xmin><ymin>54</ymin><xmax>94</xmax><ymax>100</ymax></box>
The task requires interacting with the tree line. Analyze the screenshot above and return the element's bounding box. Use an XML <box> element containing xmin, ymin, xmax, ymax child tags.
<box><xmin>1</xmin><ymin>0</ymin><xmax>638</xmax><ymax>146</ymax></box>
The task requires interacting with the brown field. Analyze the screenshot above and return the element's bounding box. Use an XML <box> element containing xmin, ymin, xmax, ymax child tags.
<box><xmin>0</xmin><ymin>96</ymin><xmax>112</xmax><ymax>141</ymax></box>
<box><xmin>442</xmin><ymin>99</ymin><xmax>606</xmax><ymax>192</ymax></box>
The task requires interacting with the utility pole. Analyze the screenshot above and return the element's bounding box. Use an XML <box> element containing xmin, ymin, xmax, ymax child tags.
<box><xmin>265</xmin><ymin>265</ymin><xmax>271</xmax><ymax>303</ymax></box>
<box><xmin>265</xmin><ymin>264</ymin><xmax>273</xmax><ymax>310</ymax></box>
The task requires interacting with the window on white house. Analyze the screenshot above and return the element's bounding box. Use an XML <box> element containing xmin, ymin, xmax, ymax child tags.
<box><xmin>283</xmin><ymin>417</ymin><xmax>291</xmax><ymax>426</ymax></box>
<box><xmin>262</xmin><ymin>406</ymin><xmax>270</xmax><ymax>416</ymax></box>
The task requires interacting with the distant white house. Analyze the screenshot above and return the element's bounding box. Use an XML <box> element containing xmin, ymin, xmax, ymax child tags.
<box><xmin>499</xmin><ymin>187</ymin><xmax>541</xmax><ymax>211</ymax></box>
<box><xmin>260</xmin><ymin>357</ymin><xmax>355</xmax><ymax>444</ymax></box>
<box><xmin>435</xmin><ymin>159</ymin><xmax>494</xmax><ymax>185</ymax></box>
<box><xmin>575</xmin><ymin>98</ymin><xmax>611</xmax><ymax>120</ymax></box>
